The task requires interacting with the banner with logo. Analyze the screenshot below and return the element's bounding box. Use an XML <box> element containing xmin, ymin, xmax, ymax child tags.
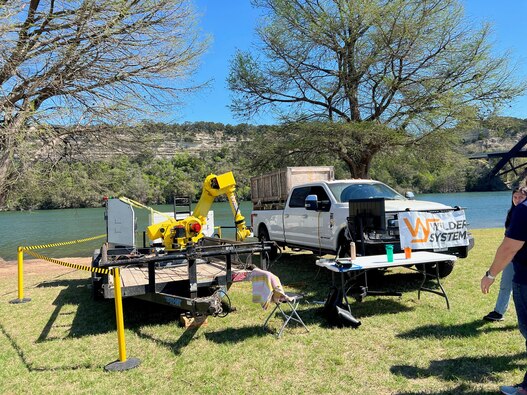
<box><xmin>398</xmin><ymin>211</ymin><xmax>469</xmax><ymax>250</ymax></box>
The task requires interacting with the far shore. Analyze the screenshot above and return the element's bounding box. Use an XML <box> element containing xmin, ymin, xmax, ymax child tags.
<box><xmin>0</xmin><ymin>257</ymin><xmax>92</xmax><ymax>277</ymax></box>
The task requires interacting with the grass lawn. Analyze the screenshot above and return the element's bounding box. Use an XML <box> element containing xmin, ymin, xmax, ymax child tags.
<box><xmin>0</xmin><ymin>228</ymin><xmax>524</xmax><ymax>394</ymax></box>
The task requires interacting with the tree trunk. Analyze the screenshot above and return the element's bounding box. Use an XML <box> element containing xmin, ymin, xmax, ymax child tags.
<box><xmin>0</xmin><ymin>152</ymin><xmax>12</xmax><ymax>207</ymax></box>
<box><xmin>341</xmin><ymin>152</ymin><xmax>371</xmax><ymax>179</ymax></box>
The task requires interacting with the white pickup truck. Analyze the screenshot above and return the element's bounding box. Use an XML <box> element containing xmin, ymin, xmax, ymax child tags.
<box><xmin>251</xmin><ymin>178</ymin><xmax>473</xmax><ymax>278</ymax></box>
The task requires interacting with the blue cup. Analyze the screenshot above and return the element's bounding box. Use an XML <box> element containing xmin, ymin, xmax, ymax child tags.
<box><xmin>385</xmin><ymin>244</ymin><xmax>394</xmax><ymax>262</ymax></box>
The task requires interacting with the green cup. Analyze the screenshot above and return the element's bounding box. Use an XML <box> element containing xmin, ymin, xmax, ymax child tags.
<box><xmin>385</xmin><ymin>244</ymin><xmax>394</xmax><ymax>262</ymax></box>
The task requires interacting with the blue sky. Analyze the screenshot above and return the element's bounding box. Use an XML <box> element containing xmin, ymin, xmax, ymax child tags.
<box><xmin>175</xmin><ymin>0</ymin><xmax>527</xmax><ymax>125</ymax></box>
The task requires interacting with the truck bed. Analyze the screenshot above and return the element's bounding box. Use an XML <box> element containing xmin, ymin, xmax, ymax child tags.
<box><xmin>251</xmin><ymin>166</ymin><xmax>334</xmax><ymax>207</ymax></box>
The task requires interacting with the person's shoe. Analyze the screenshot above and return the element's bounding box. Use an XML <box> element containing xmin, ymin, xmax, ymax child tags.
<box><xmin>500</xmin><ymin>385</ymin><xmax>517</xmax><ymax>395</ymax></box>
<box><xmin>483</xmin><ymin>311</ymin><xmax>504</xmax><ymax>321</ymax></box>
<box><xmin>500</xmin><ymin>384</ymin><xmax>527</xmax><ymax>394</ymax></box>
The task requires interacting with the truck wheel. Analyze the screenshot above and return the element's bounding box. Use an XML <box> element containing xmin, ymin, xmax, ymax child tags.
<box><xmin>337</xmin><ymin>241</ymin><xmax>350</xmax><ymax>258</ymax></box>
<box><xmin>423</xmin><ymin>261</ymin><xmax>455</xmax><ymax>278</ymax></box>
<box><xmin>258</xmin><ymin>226</ymin><xmax>278</xmax><ymax>260</ymax></box>
<box><xmin>337</xmin><ymin>231</ymin><xmax>351</xmax><ymax>258</ymax></box>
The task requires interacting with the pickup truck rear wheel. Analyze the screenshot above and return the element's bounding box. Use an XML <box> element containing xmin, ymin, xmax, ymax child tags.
<box><xmin>258</xmin><ymin>226</ymin><xmax>278</xmax><ymax>260</ymax></box>
<box><xmin>337</xmin><ymin>242</ymin><xmax>350</xmax><ymax>258</ymax></box>
<box><xmin>337</xmin><ymin>231</ymin><xmax>351</xmax><ymax>258</ymax></box>
<box><xmin>423</xmin><ymin>261</ymin><xmax>455</xmax><ymax>278</ymax></box>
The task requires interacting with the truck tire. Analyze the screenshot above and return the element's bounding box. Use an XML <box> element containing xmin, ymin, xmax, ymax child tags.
<box><xmin>423</xmin><ymin>260</ymin><xmax>455</xmax><ymax>278</ymax></box>
<box><xmin>258</xmin><ymin>226</ymin><xmax>278</xmax><ymax>260</ymax></box>
<box><xmin>337</xmin><ymin>230</ymin><xmax>354</xmax><ymax>258</ymax></box>
<box><xmin>337</xmin><ymin>240</ymin><xmax>350</xmax><ymax>258</ymax></box>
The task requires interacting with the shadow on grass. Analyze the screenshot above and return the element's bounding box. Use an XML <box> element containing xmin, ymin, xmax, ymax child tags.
<box><xmin>133</xmin><ymin>324</ymin><xmax>202</xmax><ymax>356</ymax></box>
<box><xmin>397</xmin><ymin>319</ymin><xmax>517</xmax><ymax>340</ymax></box>
<box><xmin>35</xmin><ymin>278</ymin><xmax>116</xmax><ymax>342</ymax></box>
<box><xmin>12</xmin><ymin>277</ymin><xmax>209</xmax><ymax>367</ymax></box>
<box><xmin>394</xmin><ymin>383</ymin><xmax>501</xmax><ymax>395</ymax></box>
<box><xmin>306</xmin><ymin>299</ymin><xmax>413</xmax><ymax>329</ymax></box>
<box><xmin>0</xmin><ymin>322</ymin><xmax>97</xmax><ymax>372</ymax></box>
<box><xmin>204</xmin><ymin>325</ymin><xmax>267</xmax><ymax>344</ymax></box>
<box><xmin>27</xmin><ymin>273</ymin><xmax>281</xmax><ymax>361</ymax></box>
<box><xmin>391</xmin><ymin>352</ymin><xmax>526</xmax><ymax>383</ymax></box>
<box><xmin>34</xmin><ymin>279</ymin><xmax>193</xmax><ymax>342</ymax></box>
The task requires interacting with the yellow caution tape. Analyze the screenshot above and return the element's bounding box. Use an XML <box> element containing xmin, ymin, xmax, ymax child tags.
<box><xmin>24</xmin><ymin>249</ymin><xmax>110</xmax><ymax>275</ymax></box>
<box><xmin>21</xmin><ymin>234</ymin><xmax>106</xmax><ymax>251</ymax></box>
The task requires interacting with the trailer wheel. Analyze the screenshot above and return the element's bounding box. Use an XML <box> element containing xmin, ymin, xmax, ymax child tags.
<box><xmin>91</xmin><ymin>249</ymin><xmax>104</xmax><ymax>301</ymax></box>
<box><xmin>258</xmin><ymin>226</ymin><xmax>278</xmax><ymax>260</ymax></box>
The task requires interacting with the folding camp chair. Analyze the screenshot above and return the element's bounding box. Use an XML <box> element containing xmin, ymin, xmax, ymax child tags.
<box><xmin>263</xmin><ymin>291</ymin><xmax>309</xmax><ymax>338</ymax></box>
<box><xmin>249</xmin><ymin>268</ymin><xmax>309</xmax><ymax>338</ymax></box>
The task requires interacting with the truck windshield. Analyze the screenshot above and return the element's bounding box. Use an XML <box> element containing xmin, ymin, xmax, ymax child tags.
<box><xmin>328</xmin><ymin>182</ymin><xmax>406</xmax><ymax>203</ymax></box>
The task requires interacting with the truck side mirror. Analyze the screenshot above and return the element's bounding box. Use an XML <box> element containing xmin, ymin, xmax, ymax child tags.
<box><xmin>405</xmin><ymin>191</ymin><xmax>415</xmax><ymax>200</ymax></box>
<box><xmin>305</xmin><ymin>194</ymin><xmax>318</xmax><ymax>211</ymax></box>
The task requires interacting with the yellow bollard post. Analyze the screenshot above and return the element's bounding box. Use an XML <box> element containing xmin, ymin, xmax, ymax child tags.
<box><xmin>10</xmin><ymin>247</ymin><xmax>31</xmax><ymax>304</ymax></box>
<box><xmin>114</xmin><ymin>267</ymin><xmax>127</xmax><ymax>361</ymax></box>
<box><xmin>104</xmin><ymin>267</ymin><xmax>140</xmax><ymax>371</ymax></box>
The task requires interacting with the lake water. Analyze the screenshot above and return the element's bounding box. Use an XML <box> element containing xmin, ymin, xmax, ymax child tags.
<box><xmin>0</xmin><ymin>191</ymin><xmax>512</xmax><ymax>261</ymax></box>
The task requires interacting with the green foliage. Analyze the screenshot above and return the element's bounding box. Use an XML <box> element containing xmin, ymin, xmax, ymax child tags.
<box><xmin>4</xmin><ymin>118</ymin><xmax>526</xmax><ymax>210</ymax></box>
<box><xmin>241</xmin><ymin>121</ymin><xmax>407</xmax><ymax>178</ymax></box>
<box><xmin>370</xmin><ymin>130</ymin><xmax>471</xmax><ymax>193</ymax></box>
<box><xmin>5</xmin><ymin>140</ymin><xmax>257</xmax><ymax>209</ymax></box>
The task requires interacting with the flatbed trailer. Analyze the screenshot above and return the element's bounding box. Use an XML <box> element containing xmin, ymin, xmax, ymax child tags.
<box><xmin>92</xmin><ymin>238</ymin><xmax>272</xmax><ymax>316</ymax></box>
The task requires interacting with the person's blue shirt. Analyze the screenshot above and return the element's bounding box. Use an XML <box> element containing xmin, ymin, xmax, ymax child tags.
<box><xmin>508</xmin><ymin>201</ymin><xmax>527</xmax><ymax>284</ymax></box>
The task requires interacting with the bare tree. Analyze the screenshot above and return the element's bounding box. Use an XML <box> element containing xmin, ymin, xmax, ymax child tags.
<box><xmin>0</xmin><ymin>0</ymin><xmax>209</xmax><ymax>206</ymax></box>
<box><xmin>229</xmin><ymin>0</ymin><xmax>525</xmax><ymax>177</ymax></box>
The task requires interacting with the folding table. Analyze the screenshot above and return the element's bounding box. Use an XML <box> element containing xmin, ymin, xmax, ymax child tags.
<box><xmin>316</xmin><ymin>251</ymin><xmax>458</xmax><ymax>315</ymax></box>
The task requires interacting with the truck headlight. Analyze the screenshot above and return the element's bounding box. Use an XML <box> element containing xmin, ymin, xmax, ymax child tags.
<box><xmin>387</xmin><ymin>219</ymin><xmax>398</xmax><ymax>227</ymax></box>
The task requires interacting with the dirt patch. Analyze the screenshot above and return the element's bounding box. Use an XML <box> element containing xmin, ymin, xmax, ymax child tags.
<box><xmin>0</xmin><ymin>257</ymin><xmax>92</xmax><ymax>277</ymax></box>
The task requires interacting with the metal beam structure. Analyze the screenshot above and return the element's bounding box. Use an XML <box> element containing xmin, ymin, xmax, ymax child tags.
<box><xmin>469</xmin><ymin>134</ymin><xmax>527</xmax><ymax>178</ymax></box>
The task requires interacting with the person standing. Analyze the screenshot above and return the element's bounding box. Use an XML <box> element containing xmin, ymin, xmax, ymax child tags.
<box><xmin>481</xmin><ymin>186</ymin><xmax>527</xmax><ymax>395</ymax></box>
<box><xmin>484</xmin><ymin>187</ymin><xmax>527</xmax><ymax>321</ymax></box>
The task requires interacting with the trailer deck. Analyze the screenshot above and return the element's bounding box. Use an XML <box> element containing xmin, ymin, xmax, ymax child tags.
<box><xmin>107</xmin><ymin>258</ymin><xmax>250</xmax><ymax>298</ymax></box>
<box><xmin>92</xmin><ymin>238</ymin><xmax>271</xmax><ymax>316</ymax></box>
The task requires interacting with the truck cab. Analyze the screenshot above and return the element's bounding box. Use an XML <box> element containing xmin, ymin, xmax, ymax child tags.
<box><xmin>252</xmin><ymin>178</ymin><xmax>473</xmax><ymax>278</ymax></box>
<box><xmin>303</xmin><ymin>180</ymin><xmax>470</xmax><ymax>257</ymax></box>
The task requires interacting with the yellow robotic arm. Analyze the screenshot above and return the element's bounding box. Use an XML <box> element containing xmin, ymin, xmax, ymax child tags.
<box><xmin>121</xmin><ymin>196</ymin><xmax>204</xmax><ymax>251</ymax></box>
<box><xmin>145</xmin><ymin>171</ymin><xmax>251</xmax><ymax>251</ymax></box>
<box><xmin>193</xmin><ymin>171</ymin><xmax>252</xmax><ymax>242</ymax></box>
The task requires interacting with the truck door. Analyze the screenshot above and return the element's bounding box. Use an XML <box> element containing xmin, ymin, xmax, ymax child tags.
<box><xmin>311</xmin><ymin>186</ymin><xmax>333</xmax><ymax>251</ymax></box>
<box><xmin>309</xmin><ymin>185</ymin><xmax>334</xmax><ymax>249</ymax></box>
<box><xmin>284</xmin><ymin>186</ymin><xmax>331</xmax><ymax>249</ymax></box>
<box><xmin>283</xmin><ymin>186</ymin><xmax>313</xmax><ymax>246</ymax></box>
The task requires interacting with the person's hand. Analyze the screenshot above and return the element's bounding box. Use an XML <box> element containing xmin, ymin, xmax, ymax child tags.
<box><xmin>481</xmin><ymin>275</ymin><xmax>495</xmax><ymax>294</ymax></box>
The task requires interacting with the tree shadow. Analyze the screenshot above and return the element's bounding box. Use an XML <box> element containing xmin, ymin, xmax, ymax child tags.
<box><xmin>394</xmin><ymin>384</ymin><xmax>501</xmax><ymax>395</ymax></box>
<box><xmin>0</xmin><ymin>322</ymin><xmax>97</xmax><ymax>372</ymax></box>
<box><xmin>391</xmin><ymin>353</ymin><xmax>526</xmax><ymax>383</ymax></box>
<box><xmin>133</xmin><ymin>324</ymin><xmax>202</xmax><ymax>356</ymax></box>
<box><xmin>397</xmin><ymin>319</ymin><xmax>517</xmax><ymax>340</ymax></box>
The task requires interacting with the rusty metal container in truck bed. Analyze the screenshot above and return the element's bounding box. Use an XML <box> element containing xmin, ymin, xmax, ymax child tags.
<box><xmin>250</xmin><ymin>166</ymin><xmax>334</xmax><ymax>208</ymax></box>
